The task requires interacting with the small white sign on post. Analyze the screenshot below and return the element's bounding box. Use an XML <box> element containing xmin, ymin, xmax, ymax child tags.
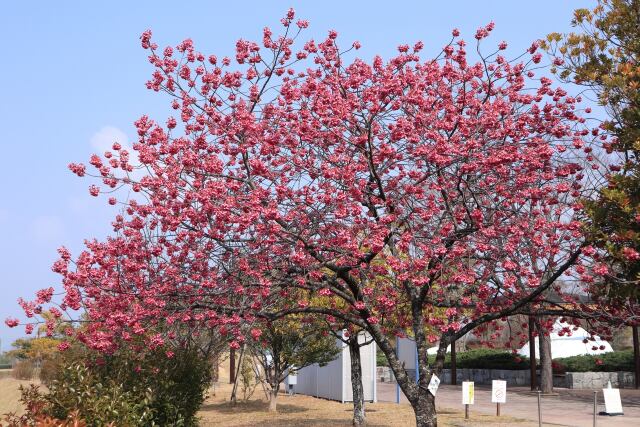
<box><xmin>462</xmin><ymin>381</ymin><xmax>475</xmax><ymax>405</ymax></box>
<box><xmin>427</xmin><ymin>374</ymin><xmax>440</xmax><ymax>396</ymax></box>
<box><xmin>602</xmin><ymin>387</ymin><xmax>624</xmax><ymax>415</ymax></box>
<box><xmin>491</xmin><ymin>380</ymin><xmax>507</xmax><ymax>403</ymax></box>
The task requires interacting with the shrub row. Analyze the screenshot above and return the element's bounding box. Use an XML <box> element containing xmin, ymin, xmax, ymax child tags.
<box><xmin>439</xmin><ymin>348</ymin><xmax>531</xmax><ymax>370</ymax></box>
<box><xmin>422</xmin><ymin>348</ymin><xmax>635</xmax><ymax>373</ymax></box>
<box><xmin>554</xmin><ymin>350</ymin><xmax>635</xmax><ymax>373</ymax></box>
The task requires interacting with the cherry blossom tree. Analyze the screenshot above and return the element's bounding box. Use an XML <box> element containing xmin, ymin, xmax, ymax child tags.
<box><xmin>8</xmin><ymin>10</ymin><xmax>600</xmax><ymax>426</ymax></box>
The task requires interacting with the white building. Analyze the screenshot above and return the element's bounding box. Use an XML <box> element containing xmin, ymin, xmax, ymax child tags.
<box><xmin>293</xmin><ymin>331</ymin><xmax>377</xmax><ymax>403</ymax></box>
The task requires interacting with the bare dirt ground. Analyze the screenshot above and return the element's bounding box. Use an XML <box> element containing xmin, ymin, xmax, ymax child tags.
<box><xmin>0</xmin><ymin>377</ymin><xmax>39</xmax><ymax>418</ymax></box>
<box><xmin>377</xmin><ymin>382</ymin><xmax>640</xmax><ymax>427</ymax></box>
<box><xmin>197</xmin><ymin>383</ymin><xmax>542</xmax><ymax>427</ymax></box>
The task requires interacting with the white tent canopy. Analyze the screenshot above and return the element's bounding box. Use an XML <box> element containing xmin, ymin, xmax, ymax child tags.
<box><xmin>518</xmin><ymin>320</ymin><xmax>613</xmax><ymax>359</ymax></box>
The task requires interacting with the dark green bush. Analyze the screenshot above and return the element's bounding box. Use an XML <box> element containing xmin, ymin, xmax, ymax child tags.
<box><xmin>555</xmin><ymin>350</ymin><xmax>634</xmax><ymax>372</ymax></box>
<box><xmin>427</xmin><ymin>349</ymin><xmax>531</xmax><ymax>370</ymax></box>
<box><xmin>44</xmin><ymin>361</ymin><xmax>153</xmax><ymax>425</ymax></box>
<box><xmin>43</xmin><ymin>344</ymin><xmax>211</xmax><ymax>426</ymax></box>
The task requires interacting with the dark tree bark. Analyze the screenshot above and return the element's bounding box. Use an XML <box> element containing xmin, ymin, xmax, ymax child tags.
<box><xmin>413</xmin><ymin>391</ymin><xmax>437</xmax><ymax>427</ymax></box>
<box><xmin>348</xmin><ymin>336</ymin><xmax>366</xmax><ymax>426</ymax></box>
<box><xmin>450</xmin><ymin>339</ymin><xmax>457</xmax><ymax>386</ymax></box>
<box><xmin>405</xmin><ymin>302</ymin><xmax>449</xmax><ymax>427</ymax></box>
<box><xmin>229</xmin><ymin>346</ymin><xmax>236</xmax><ymax>384</ymax></box>
<box><xmin>529</xmin><ymin>315</ymin><xmax>537</xmax><ymax>390</ymax></box>
<box><xmin>231</xmin><ymin>344</ymin><xmax>245</xmax><ymax>404</ymax></box>
<box><xmin>633</xmin><ymin>325</ymin><xmax>639</xmax><ymax>389</ymax></box>
<box><xmin>537</xmin><ymin>320</ymin><xmax>553</xmax><ymax>394</ymax></box>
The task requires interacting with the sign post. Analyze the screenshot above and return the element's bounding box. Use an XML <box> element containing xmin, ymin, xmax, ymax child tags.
<box><xmin>462</xmin><ymin>381</ymin><xmax>474</xmax><ymax>419</ymax></box>
<box><xmin>491</xmin><ymin>380</ymin><xmax>506</xmax><ymax>416</ymax></box>
<box><xmin>537</xmin><ymin>390</ymin><xmax>542</xmax><ymax>427</ymax></box>
<box><xmin>593</xmin><ymin>390</ymin><xmax>597</xmax><ymax>427</ymax></box>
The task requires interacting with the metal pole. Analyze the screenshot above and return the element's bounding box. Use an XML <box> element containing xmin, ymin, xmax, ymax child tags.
<box><xmin>537</xmin><ymin>390</ymin><xmax>542</xmax><ymax>427</ymax></box>
<box><xmin>465</xmin><ymin>404</ymin><xmax>469</xmax><ymax>419</ymax></box>
<box><xmin>415</xmin><ymin>344</ymin><xmax>419</xmax><ymax>383</ymax></box>
<box><xmin>593</xmin><ymin>390</ymin><xmax>597</xmax><ymax>427</ymax></box>
<box><xmin>496</xmin><ymin>402</ymin><xmax>500</xmax><ymax>416</ymax></box>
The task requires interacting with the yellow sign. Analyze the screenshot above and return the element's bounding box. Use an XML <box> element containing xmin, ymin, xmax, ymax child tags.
<box><xmin>462</xmin><ymin>381</ymin><xmax>474</xmax><ymax>405</ymax></box>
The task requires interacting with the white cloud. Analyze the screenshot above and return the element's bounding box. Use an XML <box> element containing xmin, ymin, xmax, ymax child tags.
<box><xmin>29</xmin><ymin>215</ymin><xmax>65</xmax><ymax>244</ymax></box>
<box><xmin>90</xmin><ymin>126</ymin><xmax>132</xmax><ymax>154</ymax></box>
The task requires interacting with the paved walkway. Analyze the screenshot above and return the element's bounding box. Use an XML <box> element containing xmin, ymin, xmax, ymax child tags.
<box><xmin>377</xmin><ymin>382</ymin><xmax>640</xmax><ymax>426</ymax></box>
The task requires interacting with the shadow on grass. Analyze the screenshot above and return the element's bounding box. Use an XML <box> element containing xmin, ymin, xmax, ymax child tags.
<box><xmin>200</xmin><ymin>400</ymin><xmax>309</xmax><ymax>414</ymax></box>
<box><xmin>342</xmin><ymin>408</ymin><xmax>378</xmax><ymax>413</ymax></box>
<box><xmin>200</xmin><ymin>402</ymin><xmax>396</xmax><ymax>427</ymax></box>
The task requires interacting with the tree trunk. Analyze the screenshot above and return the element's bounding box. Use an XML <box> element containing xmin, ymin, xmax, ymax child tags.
<box><xmin>212</xmin><ymin>353</ymin><xmax>219</xmax><ymax>383</ymax></box>
<box><xmin>633</xmin><ymin>325</ymin><xmax>640</xmax><ymax>389</ymax></box>
<box><xmin>348</xmin><ymin>337</ymin><xmax>366</xmax><ymax>426</ymax></box>
<box><xmin>529</xmin><ymin>315</ymin><xmax>537</xmax><ymax>390</ymax></box>
<box><xmin>412</xmin><ymin>387</ymin><xmax>437</xmax><ymax>427</ymax></box>
<box><xmin>229</xmin><ymin>347</ymin><xmax>236</xmax><ymax>384</ymax></box>
<box><xmin>450</xmin><ymin>339</ymin><xmax>457</xmax><ymax>385</ymax></box>
<box><xmin>268</xmin><ymin>385</ymin><xmax>279</xmax><ymax>412</ymax></box>
<box><xmin>410</xmin><ymin>303</ymin><xmax>444</xmax><ymax>427</ymax></box>
<box><xmin>538</xmin><ymin>321</ymin><xmax>553</xmax><ymax>394</ymax></box>
<box><xmin>362</xmin><ymin>312</ymin><xmax>439</xmax><ymax>426</ymax></box>
<box><xmin>231</xmin><ymin>344</ymin><xmax>245</xmax><ymax>404</ymax></box>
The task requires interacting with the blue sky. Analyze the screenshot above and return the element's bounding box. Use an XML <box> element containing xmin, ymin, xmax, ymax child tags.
<box><xmin>0</xmin><ymin>1</ymin><xmax>596</xmax><ymax>351</ymax></box>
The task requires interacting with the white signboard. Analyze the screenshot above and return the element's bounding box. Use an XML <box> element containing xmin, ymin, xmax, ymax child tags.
<box><xmin>427</xmin><ymin>374</ymin><xmax>440</xmax><ymax>396</ymax></box>
<box><xmin>491</xmin><ymin>380</ymin><xmax>507</xmax><ymax>403</ymax></box>
<box><xmin>462</xmin><ymin>381</ymin><xmax>475</xmax><ymax>405</ymax></box>
<box><xmin>602</xmin><ymin>388</ymin><xmax>624</xmax><ymax>415</ymax></box>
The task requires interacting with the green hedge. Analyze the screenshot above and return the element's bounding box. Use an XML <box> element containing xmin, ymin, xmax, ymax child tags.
<box><xmin>378</xmin><ymin>346</ymin><xmax>635</xmax><ymax>373</ymax></box>
<box><xmin>429</xmin><ymin>349</ymin><xmax>531</xmax><ymax>370</ymax></box>
<box><xmin>554</xmin><ymin>350</ymin><xmax>634</xmax><ymax>372</ymax></box>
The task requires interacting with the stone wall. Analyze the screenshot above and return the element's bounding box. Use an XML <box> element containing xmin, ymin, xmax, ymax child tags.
<box><xmin>376</xmin><ymin>366</ymin><xmax>636</xmax><ymax>389</ymax></box>
<box><xmin>564</xmin><ymin>371</ymin><xmax>635</xmax><ymax>389</ymax></box>
<box><xmin>376</xmin><ymin>367</ymin><xmax>531</xmax><ymax>386</ymax></box>
<box><xmin>439</xmin><ymin>368</ymin><xmax>531</xmax><ymax>386</ymax></box>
